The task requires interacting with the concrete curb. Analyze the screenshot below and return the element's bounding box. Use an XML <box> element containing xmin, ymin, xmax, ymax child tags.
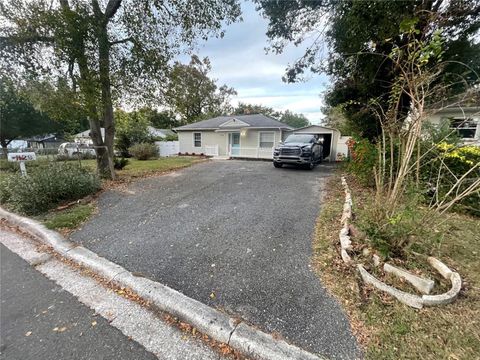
<box><xmin>0</xmin><ymin>207</ymin><xmax>323</xmax><ymax>360</ymax></box>
<box><xmin>338</xmin><ymin>178</ymin><xmax>462</xmax><ymax>309</ymax></box>
<box><xmin>339</xmin><ymin>177</ymin><xmax>353</xmax><ymax>264</ymax></box>
<box><xmin>357</xmin><ymin>264</ymin><xmax>424</xmax><ymax>309</ymax></box>
<box><xmin>383</xmin><ymin>263</ymin><xmax>435</xmax><ymax>295</ymax></box>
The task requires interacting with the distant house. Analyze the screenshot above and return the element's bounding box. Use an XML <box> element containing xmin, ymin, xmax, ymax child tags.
<box><xmin>427</xmin><ymin>105</ymin><xmax>479</xmax><ymax>146</ymax></box>
<box><xmin>147</xmin><ymin>126</ymin><xmax>176</xmax><ymax>138</ymax></box>
<box><xmin>26</xmin><ymin>134</ymin><xmax>65</xmax><ymax>150</ymax></box>
<box><xmin>174</xmin><ymin>114</ymin><xmax>292</xmax><ymax>159</ymax></box>
<box><xmin>73</xmin><ymin>126</ymin><xmax>173</xmax><ymax>145</ymax></box>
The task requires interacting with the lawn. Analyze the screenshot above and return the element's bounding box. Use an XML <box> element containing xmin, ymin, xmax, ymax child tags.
<box><xmin>41</xmin><ymin>204</ymin><xmax>95</xmax><ymax>232</ymax></box>
<box><xmin>1</xmin><ymin>156</ymin><xmax>204</xmax><ymax>230</ymax></box>
<box><xmin>80</xmin><ymin>156</ymin><xmax>202</xmax><ymax>179</ymax></box>
<box><xmin>314</xmin><ymin>173</ymin><xmax>480</xmax><ymax>359</ymax></box>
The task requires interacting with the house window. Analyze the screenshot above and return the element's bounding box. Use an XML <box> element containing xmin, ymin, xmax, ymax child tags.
<box><xmin>194</xmin><ymin>133</ymin><xmax>202</xmax><ymax>147</ymax></box>
<box><xmin>449</xmin><ymin>117</ymin><xmax>477</xmax><ymax>139</ymax></box>
<box><xmin>259</xmin><ymin>132</ymin><xmax>274</xmax><ymax>148</ymax></box>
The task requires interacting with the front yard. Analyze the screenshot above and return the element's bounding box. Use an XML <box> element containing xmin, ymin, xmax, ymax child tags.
<box><xmin>314</xmin><ymin>174</ymin><xmax>480</xmax><ymax>359</ymax></box>
<box><xmin>1</xmin><ymin>156</ymin><xmax>203</xmax><ymax>231</ymax></box>
<box><xmin>80</xmin><ymin>156</ymin><xmax>203</xmax><ymax>180</ymax></box>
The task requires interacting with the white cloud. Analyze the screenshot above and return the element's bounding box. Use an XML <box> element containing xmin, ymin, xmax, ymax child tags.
<box><xmin>184</xmin><ymin>2</ymin><xmax>330</xmax><ymax>123</ymax></box>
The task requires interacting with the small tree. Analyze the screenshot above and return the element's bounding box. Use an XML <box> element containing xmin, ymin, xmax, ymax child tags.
<box><xmin>366</xmin><ymin>18</ymin><xmax>479</xmax><ymax>220</ymax></box>
<box><xmin>0</xmin><ymin>80</ymin><xmax>55</xmax><ymax>157</ymax></box>
<box><xmin>114</xmin><ymin>110</ymin><xmax>152</xmax><ymax>157</ymax></box>
<box><xmin>280</xmin><ymin>110</ymin><xmax>310</xmax><ymax>128</ymax></box>
<box><xmin>1</xmin><ymin>0</ymin><xmax>241</xmax><ymax>178</ymax></box>
<box><xmin>139</xmin><ymin>108</ymin><xmax>178</xmax><ymax>129</ymax></box>
<box><xmin>233</xmin><ymin>102</ymin><xmax>282</xmax><ymax>118</ymax></box>
<box><xmin>165</xmin><ymin>55</ymin><xmax>237</xmax><ymax>124</ymax></box>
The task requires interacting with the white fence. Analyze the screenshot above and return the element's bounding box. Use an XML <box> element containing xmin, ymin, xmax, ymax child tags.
<box><xmin>228</xmin><ymin>146</ymin><xmax>274</xmax><ymax>159</ymax></box>
<box><xmin>204</xmin><ymin>145</ymin><xmax>219</xmax><ymax>156</ymax></box>
<box><xmin>156</xmin><ymin>141</ymin><xmax>179</xmax><ymax>157</ymax></box>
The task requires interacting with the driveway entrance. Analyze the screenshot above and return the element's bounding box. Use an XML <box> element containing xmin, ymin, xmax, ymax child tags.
<box><xmin>70</xmin><ymin>160</ymin><xmax>360</xmax><ymax>359</ymax></box>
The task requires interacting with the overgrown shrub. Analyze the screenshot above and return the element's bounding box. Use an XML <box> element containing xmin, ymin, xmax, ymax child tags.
<box><xmin>114</xmin><ymin>157</ymin><xmax>129</xmax><ymax>170</ymax></box>
<box><xmin>36</xmin><ymin>148</ymin><xmax>58</xmax><ymax>156</ymax></box>
<box><xmin>0</xmin><ymin>162</ymin><xmax>100</xmax><ymax>215</ymax></box>
<box><xmin>422</xmin><ymin>143</ymin><xmax>480</xmax><ymax>215</ymax></box>
<box><xmin>115</xmin><ymin>109</ymin><xmax>153</xmax><ymax>157</ymax></box>
<box><xmin>128</xmin><ymin>143</ymin><xmax>158</xmax><ymax>160</ymax></box>
<box><xmin>346</xmin><ymin>137</ymin><xmax>378</xmax><ymax>186</ymax></box>
<box><xmin>357</xmin><ymin>188</ymin><xmax>429</xmax><ymax>257</ymax></box>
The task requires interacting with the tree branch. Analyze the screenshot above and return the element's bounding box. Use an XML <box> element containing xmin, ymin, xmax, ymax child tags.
<box><xmin>109</xmin><ymin>37</ymin><xmax>133</xmax><ymax>46</ymax></box>
<box><xmin>105</xmin><ymin>0</ymin><xmax>122</xmax><ymax>19</ymax></box>
<box><xmin>0</xmin><ymin>34</ymin><xmax>54</xmax><ymax>45</ymax></box>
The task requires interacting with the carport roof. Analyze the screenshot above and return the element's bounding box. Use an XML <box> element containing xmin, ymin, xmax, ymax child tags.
<box><xmin>174</xmin><ymin>114</ymin><xmax>292</xmax><ymax>131</ymax></box>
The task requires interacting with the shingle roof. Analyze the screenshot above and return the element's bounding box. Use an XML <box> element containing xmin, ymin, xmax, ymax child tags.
<box><xmin>174</xmin><ymin>114</ymin><xmax>292</xmax><ymax>130</ymax></box>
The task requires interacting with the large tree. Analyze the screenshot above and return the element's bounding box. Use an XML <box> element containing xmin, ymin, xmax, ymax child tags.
<box><xmin>233</xmin><ymin>102</ymin><xmax>310</xmax><ymax>128</ymax></box>
<box><xmin>280</xmin><ymin>110</ymin><xmax>310</xmax><ymax>128</ymax></box>
<box><xmin>139</xmin><ymin>108</ymin><xmax>179</xmax><ymax>129</ymax></box>
<box><xmin>165</xmin><ymin>55</ymin><xmax>237</xmax><ymax>124</ymax></box>
<box><xmin>0</xmin><ymin>80</ymin><xmax>55</xmax><ymax>157</ymax></box>
<box><xmin>1</xmin><ymin>0</ymin><xmax>241</xmax><ymax>178</ymax></box>
<box><xmin>233</xmin><ymin>102</ymin><xmax>282</xmax><ymax>118</ymax></box>
<box><xmin>256</xmin><ymin>0</ymin><xmax>480</xmax><ymax>139</ymax></box>
<box><xmin>22</xmin><ymin>78</ymin><xmax>89</xmax><ymax>135</ymax></box>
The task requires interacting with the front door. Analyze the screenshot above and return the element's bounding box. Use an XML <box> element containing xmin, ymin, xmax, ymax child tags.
<box><xmin>229</xmin><ymin>132</ymin><xmax>240</xmax><ymax>156</ymax></box>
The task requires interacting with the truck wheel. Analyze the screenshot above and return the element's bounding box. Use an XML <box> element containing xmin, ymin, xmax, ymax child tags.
<box><xmin>273</xmin><ymin>161</ymin><xmax>283</xmax><ymax>168</ymax></box>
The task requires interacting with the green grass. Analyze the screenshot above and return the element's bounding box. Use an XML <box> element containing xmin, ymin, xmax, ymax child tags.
<box><xmin>2</xmin><ymin>156</ymin><xmax>202</xmax><ymax>231</ymax></box>
<box><xmin>2</xmin><ymin>156</ymin><xmax>201</xmax><ymax>182</ymax></box>
<box><xmin>42</xmin><ymin>204</ymin><xmax>94</xmax><ymax>231</ymax></box>
<box><xmin>313</xmin><ymin>174</ymin><xmax>480</xmax><ymax>360</ymax></box>
<box><xmin>79</xmin><ymin>156</ymin><xmax>200</xmax><ymax>179</ymax></box>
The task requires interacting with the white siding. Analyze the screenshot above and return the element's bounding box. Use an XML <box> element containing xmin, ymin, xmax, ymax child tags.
<box><xmin>177</xmin><ymin>129</ymin><xmax>283</xmax><ymax>158</ymax></box>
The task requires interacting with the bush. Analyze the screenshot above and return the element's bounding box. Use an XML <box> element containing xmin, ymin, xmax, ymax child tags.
<box><xmin>0</xmin><ymin>162</ymin><xmax>100</xmax><ymax>215</ymax></box>
<box><xmin>357</xmin><ymin>188</ymin><xmax>428</xmax><ymax>257</ymax></box>
<box><xmin>422</xmin><ymin>143</ymin><xmax>480</xmax><ymax>215</ymax></box>
<box><xmin>115</xmin><ymin>109</ymin><xmax>153</xmax><ymax>157</ymax></box>
<box><xmin>346</xmin><ymin>137</ymin><xmax>378</xmax><ymax>186</ymax></box>
<box><xmin>36</xmin><ymin>148</ymin><xmax>59</xmax><ymax>156</ymax></box>
<box><xmin>128</xmin><ymin>143</ymin><xmax>158</xmax><ymax>160</ymax></box>
<box><xmin>114</xmin><ymin>157</ymin><xmax>129</xmax><ymax>170</ymax></box>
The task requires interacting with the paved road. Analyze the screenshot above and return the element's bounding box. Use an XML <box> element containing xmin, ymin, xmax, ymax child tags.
<box><xmin>71</xmin><ymin>160</ymin><xmax>361</xmax><ymax>359</ymax></box>
<box><xmin>0</xmin><ymin>244</ymin><xmax>157</xmax><ymax>360</ymax></box>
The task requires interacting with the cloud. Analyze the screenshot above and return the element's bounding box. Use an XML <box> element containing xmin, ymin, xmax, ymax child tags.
<box><xmin>186</xmin><ymin>1</ymin><xmax>329</xmax><ymax>124</ymax></box>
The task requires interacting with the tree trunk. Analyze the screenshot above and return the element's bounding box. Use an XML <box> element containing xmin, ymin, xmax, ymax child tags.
<box><xmin>97</xmin><ymin>19</ymin><xmax>115</xmax><ymax>180</ymax></box>
<box><xmin>76</xmin><ymin>50</ymin><xmax>113</xmax><ymax>179</ymax></box>
<box><xmin>1</xmin><ymin>138</ymin><xmax>10</xmax><ymax>159</ymax></box>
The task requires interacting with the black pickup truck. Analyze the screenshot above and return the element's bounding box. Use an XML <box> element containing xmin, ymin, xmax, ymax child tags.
<box><xmin>273</xmin><ymin>134</ymin><xmax>323</xmax><ymax>170</ymax></box>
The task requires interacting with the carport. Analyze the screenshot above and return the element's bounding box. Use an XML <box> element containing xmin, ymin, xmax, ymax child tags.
<box><xmin>284</xmin><ymin>125</ymin><xmax>349</xmax><ymax>162</ymax></box>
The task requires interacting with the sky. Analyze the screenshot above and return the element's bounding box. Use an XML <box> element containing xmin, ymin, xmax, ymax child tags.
<box><xmin>186</xmin><ymin>2</ymin><xmax>330</xmax><ymax>125</ymax></box>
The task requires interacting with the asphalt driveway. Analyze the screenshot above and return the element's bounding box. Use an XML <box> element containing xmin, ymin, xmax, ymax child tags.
<box><xmin>70</xmin><ymin>160</ymin><xmax>361</xmax><ymax>359</ymax></box>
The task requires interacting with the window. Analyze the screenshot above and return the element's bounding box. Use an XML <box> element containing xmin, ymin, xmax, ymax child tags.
<box><xmin>194</xmin><ymin>133</ymin><xmax>202</xmax><ymax>147</ymax></box>
<box><xmin>259</xmin><ymin>132</ymin><xmax>274</xmax><ymax>148</ymax></box>
<box><xmin>449</xmin><ymin>117</ymin><xmax>477</xmax><ymax>139</ymax></box>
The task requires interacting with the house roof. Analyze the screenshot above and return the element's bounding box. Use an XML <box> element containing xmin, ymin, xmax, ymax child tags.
<box><xmin>174</xmin><ymin>114</ymin><xmax>293</xmax><ymax>131</ymax></box>
<box><xmin>287</xmin><ymin>124</ymin><xmax>340</xmax><ymax>133</ymax></box>
<box><xmin>25</xmin><ymin>134</ymin><xmax>62</xmax><ymax>142</ymax></box>
<box><xmin>157</xmin><ymin>128</ymin><xmax>176</xmax><ymax>136</ymax></box>
<box><xmin>74</xmin><ymin>128</ymin><xmax>104</xmax><ymax>138</ymax></box>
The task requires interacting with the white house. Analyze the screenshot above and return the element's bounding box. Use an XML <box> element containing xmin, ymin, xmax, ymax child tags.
<box><xmin>174</xmin><ymin>114</ymin><xmax>293</xmax><ymax>158</ymax></box>
<box><xmin>426</xmin><ymin>105</ymin><xmax>480</xmax><ymax>146</ymax></box>
<box><xmin>73</xmin><ymin>126</ymin><xmax>174</xmax><ymax>145</ymax></box>
<box><xmin>174</xmin><ymin>114</ymin><xmax>353</xmax><ymax>161</ymax></box>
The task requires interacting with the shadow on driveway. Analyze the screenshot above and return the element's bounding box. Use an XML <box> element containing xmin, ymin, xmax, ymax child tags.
<box><xmin>70</xmin><ymin>160</ymin><xmax>361</xmax><ymax>359</ymax></box>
